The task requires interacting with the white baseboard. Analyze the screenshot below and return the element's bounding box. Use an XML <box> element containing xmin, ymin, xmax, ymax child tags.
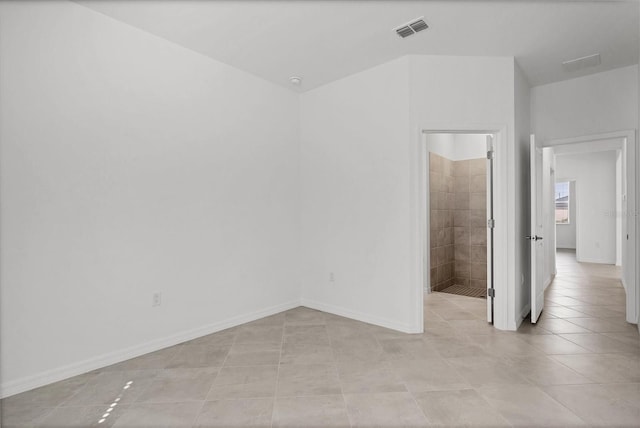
<box><xmin>300</xmin><ymin>298</ymin><xmax>416</xmax><ymax>334</ymax></box>
<box><xmin>1</xmin><ymin>299</ymin><xmax>301</xmax><ymax>398</ymax></box>
<box><xmin>575</xmin><ymin>256</ymin><xmax>616</xmax><ymax>264</ymax></box>
<box><xmin>506</xmin><ymin>319</ymin><xmax>519</xmax><ymax>331</ymax></box>
<box><xmin>544</xmin><ymin>274</ymin><xmax>555</xmax><ymax>290</ymax></box>
<box><xmin>515</xmin><ymin>303</ymin><xmax>531</xmax><ymax>329</ymax></box>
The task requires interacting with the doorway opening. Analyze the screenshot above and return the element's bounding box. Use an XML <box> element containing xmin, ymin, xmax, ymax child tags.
<box><xmin>424</xmin><ymin>132</ymin><xmax>495</xmax><ymax>323</ymax></box>
<box><xmin>555</xmin><ymin>147</ymin><xmax>622</xmax><ymax>267</ymax></box>
<box><xmin>537</xmin><ymin>130</ymin><xmax>637</xmax><ymax>326</ymax></box>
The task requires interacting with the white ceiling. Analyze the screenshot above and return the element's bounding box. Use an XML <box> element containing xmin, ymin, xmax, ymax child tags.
<box><xmin>76</xmin><ymin>1</ymin><xmax>639</xmax><ymax>92</ymax></box>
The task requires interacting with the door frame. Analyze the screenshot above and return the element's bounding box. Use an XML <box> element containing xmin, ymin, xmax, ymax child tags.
<box><xmin>546</xmin><ymin>130</ymin><xmax>637</xmax><ymax>325</ymax></box>
<box><xmin>414</xmin><ymin>125</ymin><xmax>509</xmax><ymax>331</ymax></box>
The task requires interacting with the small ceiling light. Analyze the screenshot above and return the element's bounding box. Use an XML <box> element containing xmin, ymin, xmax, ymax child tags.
<box><xmin>289</xmin><ymin>76</ymin><xmax>303</xmax><ymax>86</ymax></box>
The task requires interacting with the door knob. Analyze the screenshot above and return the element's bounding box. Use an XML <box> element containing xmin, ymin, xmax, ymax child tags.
<box><xmin>525</xmin><ymin>235</ymin><xmax>543</xmax><ymax>241</ymax></box>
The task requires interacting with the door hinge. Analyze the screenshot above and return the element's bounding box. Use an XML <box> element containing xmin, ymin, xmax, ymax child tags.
<box><xmin>487</xmin><ymin>289</ymin><xmax>495</xmax><ymax>298</ymax></box>
<box><xmin>487</xmin><ymin>219</ymin><xmax>495</xmax><ymax>229</ymax></box>
<box><xmin>487</xmin><ymin>150</ymin><xmax>494</xmax><ymax>160</ymax></box>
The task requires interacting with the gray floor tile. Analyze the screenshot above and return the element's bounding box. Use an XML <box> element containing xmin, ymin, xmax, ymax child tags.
<box><xmin>447</xmin><ymin>356</ymin><xmax>530</xmax><ymax>388</ymax></box>
<box><xmin>283</xmin><ymin>325</ymin><xmax>331</xmax><ymax>345</ymax></box>
<box><xmin>276</xmin><ymin>363</ymin><xmax>342</xmax><ymax>397</ymax></box>
<box><xmin>1</xmin><ymin>404</ymin><xmax>55</xmax><ymax>428</ymax></box>
<box><xmin>337</xmin><ymin>361</ymin><xmax>407</xmax><ymax>394</ymax></box>
<box><xmin>166</xmin><ymin>344</ymin><xmax>230</xmax><ymax>368</ymax></box>
<box><xmin>224</xmin><ymin>342</ymin><xmax>281</xmax><ymax>366</ymax></box>
<box><xmin>478</xmin><ymin>384</ymin><xmax>586</xmax><ymax>427</ymax></box>
<box><xmin>544</xmin><ymin>384</ymin><xmax>640</xmax><ymax>427</ymax></box>
<box><xmin>4</xmin><ymin>373</ymin><xmax>97</xmax><ymax>408</ymax></box>
<box><xmin>235</xmin><ymin>325</ymin><xmax>284</xmax><ymax>344</ymax></box>
<box><xmin>377</xmin><ymin>337</ymin><xmax>440</xmax><ymax>360</ymax></box>
<box><xmin>559</xmin><ymin>333</ymin><xmax>640</xmax><ymax>354</ymax></box>
<box><xmin>135</xmin><ymin>368</ymin><xmax>218</xmax><ymax>403</ymax></box>
<box><xmin>61</xmin><ymin>370</ymin><xmax>159</xmax><ymax>406</ymax></box>
<box><xmin>206</xmin><ymin>365</ymin><xmax>278</xmax><ymax>400</ymax></box>
<box><xmin>36</xmin><ymin>404</ymin><xmax>127</xmax><ymax>427</ymax></box>
<box><xmin>391</xmin><ymin>358</ymin><xmax>470</xmax><ymax>393</ymax></box>
<box><xmin>194</xmin><ymin>398</ymin><xmax>273</xmax><ymax>427</ymax></box>
<box><xmin>413</xmin><ymin>389</ymin><xmax>510</xmax><ymax>427</ymax></box>
<box><xmin>551</xmin><ymin>353</ymin><xmax>640</xmax><ymax>383</ymax></box>
<box><xmin>516</xmin><ymin>333</ymin><xmax>591</xmax><ymax>355</ymax></box>
<box><xmin>112</xmin><ymin>402</ymin><xmax>203</xmax><ymax>427</ymax></box>
<box><xmin>273</xmin><ymin>395</ymin><xmax>350</xmax><ymax>427</ymax></box>
<box><xmin>330</xmin><ymin>338</ymin><xmax>387</xmax><ymax>363</ymax></box>
<box><xmin>503</xmin><ymin>355</ymin><xmax>592</xmax><ymax>386</ymax></box>
<box><xmin>344</xmin><ymin>392</ymin><xmax>429</xmax><ymax>427</ymax></box>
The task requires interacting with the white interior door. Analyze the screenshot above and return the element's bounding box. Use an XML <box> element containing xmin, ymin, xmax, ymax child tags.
<box><xmin>529</xmin><ymin>134</ymin><xmax>545</xmax><ymax>323</ymax></box>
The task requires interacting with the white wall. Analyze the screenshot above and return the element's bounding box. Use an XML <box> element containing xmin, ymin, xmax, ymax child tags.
<box><xmin>299</xmin><ymin>55</ymin><xmax>521</xmax><ymax>332</ymax></box>
<box><xmin>531</xmin><ymin>65</ymin><xmax>638</xmax><ymax>143</ymax></box>
<box><xmin>425</xmin><ymin>133</ymin><xmax>456</xmax><ymax>160</ymax></box>
<box><xmin>299</xmin><ymin>57</ymin><xmax>413</xmax><ymax>332</ymax></box>
<box><xmin>556</xmin><ymin>180</ymin><xmax>577</xmax><ymax>249</ymax></box>
<box><xmin>452</xmin><ymin>134</ymin><xmax>489</xmax><ymax>160</ymax></box>
<box><xmin>427</xmin><ymin>133</ymin><xmax>487</xmax><ymax>161</ymax></box>
<box><xmin>0</xmin><ymin>1</ymin><xmax>300</xmax><ymax>396</ymax></box>
<box><xmin>515</xmin><ymin>62</ymin><xmax>532</xmax><ymax>324</ymax></box>
<box><xmin>555</xmin><ymin>152</ymin><xmax>618</xmax><ymax>264</ymax></box>
<box><xmin>409</xmin><ymin>55</ymin><xmax>518</xmax><ymax>331</ymax></box>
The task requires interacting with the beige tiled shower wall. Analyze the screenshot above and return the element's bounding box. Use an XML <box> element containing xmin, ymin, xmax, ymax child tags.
<box><xmin>429</xmin><ymin>153</ymin><xmax>454</xmax><ymax>291</ymax></box>
<box><xmin>452</xmin><ymin>158</ymin><xmax>487</xmax><ymax>289</ymax></box>
<box><xmin>429</xmin><ymin>153</ymin><xmax>487</xmax><ymax>292</ymax></box>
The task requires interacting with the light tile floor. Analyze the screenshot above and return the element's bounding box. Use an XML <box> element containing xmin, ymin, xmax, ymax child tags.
<box><xmin>3</xmin><ymin>250</ymin><xmax>639</xmax><ymax>427</ymax></box>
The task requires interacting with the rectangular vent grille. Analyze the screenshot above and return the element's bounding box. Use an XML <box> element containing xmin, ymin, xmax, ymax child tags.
<box><xmin>410</xmin><ymin>20</ymin><xmax>428</xmax><ymax>33</ymax></box>
<box><xmin>562</xmin><ymin>53</ymin><xmax>601</xmax><ymax>73</ymax></box>
<box><xmin>395</xmin><ymin>17</ymin><xmax>428</xmax><ymax>38</ymax></box>
<box><xmin>396</xmin><ymin>26</ymin><xmax>414</xmax><ymax>38</ymax></box>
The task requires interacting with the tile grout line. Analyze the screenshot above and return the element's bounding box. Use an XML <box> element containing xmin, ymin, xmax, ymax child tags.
<box><xmin>269</xmin><ymin>318</ymin><xmax>286</xmax><ymax>428</ymax></box>
<box><xmin>534</xmin><ymin>384</ymin><xmax>591</xmax><ymax>426</ymax></box>
<box><xmin>326</xmin><ymin>316</ymin><xmax>355</xmax><ymax>428</ymax></box>
<box><xmin>192</xmin><ymin>328</ymin><xmax>238</xmax><ymax>425</ymax></box>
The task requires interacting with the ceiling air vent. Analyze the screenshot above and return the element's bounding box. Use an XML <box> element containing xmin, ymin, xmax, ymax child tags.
<box><xmin>395</xmin><ymin>17</ymin><xmax>428</xmax><ymax>38</ymax></box>
<box><xmin>410</xmin><ymin>19</ymin><xmax>428</xmax><ymax>33</ymax></box>
<box><xmin>396</xmin><ymin>26</ymin><xmax>414</xmax><ymax>38</ymax></box>
<box><xmin>562</xmin><ymin>53</ymin><xmax>601</xmax><ymax>73</ymax></box>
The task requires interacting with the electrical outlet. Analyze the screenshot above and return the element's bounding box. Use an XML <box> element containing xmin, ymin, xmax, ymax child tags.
<box><xmin>152</xmin><ymin>292</ymin><xmax>162</xmax><ymax>307</ymax></box>
<box><xmin>329</xmin><ymin>272</ymin><xmax>335</xmax><ymax>282</ymax></box>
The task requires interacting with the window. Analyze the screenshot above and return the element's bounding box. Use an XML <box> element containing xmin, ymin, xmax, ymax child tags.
<box><xmin>555</xmin><ymin>182</ymin><xmax>570</xmax><ymax>224</ymax></box>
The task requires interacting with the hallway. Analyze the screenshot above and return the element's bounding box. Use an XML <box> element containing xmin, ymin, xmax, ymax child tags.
<box><xmin>2</xmin><ymin>251</ymin><xmax>639</xmax><ymax>427</ymax></box>
<box><xmin>515</xmin><ymin>249</ymin><xmax>640</xmax><ymax>425</ymax></box>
